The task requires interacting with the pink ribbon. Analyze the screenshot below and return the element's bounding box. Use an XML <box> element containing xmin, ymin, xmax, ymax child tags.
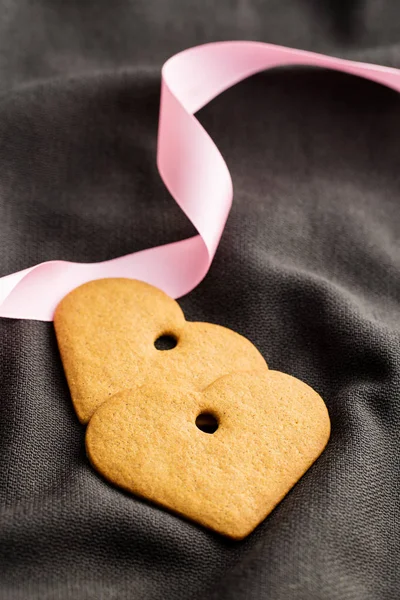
<box><xmin>1</xmin><ymin>41</ymin><xmax>400</xmax><ymax>321</ymax></box>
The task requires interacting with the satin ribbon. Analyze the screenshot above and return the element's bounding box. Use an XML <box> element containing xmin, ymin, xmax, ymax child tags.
<box><xmin>1</xmin><ymin>41</ymin><xmax>400</xmax><ymax>321</ymax></box>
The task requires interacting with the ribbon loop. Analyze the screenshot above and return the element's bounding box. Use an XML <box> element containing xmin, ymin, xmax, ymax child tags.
<box><xmin>2</xmin><ymin>41</ymin><xmax>400</xmax><ymax>320</ymax></box>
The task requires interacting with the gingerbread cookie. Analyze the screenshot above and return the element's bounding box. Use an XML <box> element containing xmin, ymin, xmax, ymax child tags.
<box><xmin>54</xmin><ymin>278</ymin><xmax>268</xmax><ymax>423</ymax></box>
<box><xmin>54</xmin><ymin>277</ymin><xmax>330</xmax><ymax>539</ymax></box>
<box><xmin>86</xmin><ymin>370</ymin><xmax>330</xmax><ymax>539</ymax></box>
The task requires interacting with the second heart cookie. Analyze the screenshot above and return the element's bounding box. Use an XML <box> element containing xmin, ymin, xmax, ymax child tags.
<box><xmin>54</xmin><ymin>278</ymin><xmax>268</xmax><ymax>423</ymax></box>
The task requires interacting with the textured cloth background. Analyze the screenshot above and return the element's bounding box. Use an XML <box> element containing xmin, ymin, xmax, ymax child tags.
<box><xmin>0</xmin><ymin>1</ymin><xmax>399</xmax><ymax>599</ymax></box>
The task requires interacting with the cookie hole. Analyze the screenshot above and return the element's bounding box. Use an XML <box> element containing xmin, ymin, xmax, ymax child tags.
<box><xmin>154</xmin><ymin>334</ymin><xmax>177</xmax><ymax>351</ymax></box>
<box><xmin>196</xmin><ymin>412</ymin><xmax>219</xmax><ymax>434</ymax></box>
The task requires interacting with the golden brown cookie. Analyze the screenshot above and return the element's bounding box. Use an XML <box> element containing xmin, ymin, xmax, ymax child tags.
<box><xmin>86</xmin><ymin>369</ymin><xmax>330</xmax><ymax>539</ymax></box>
<box><xmin>54</xmin><ymin>278</ymin><xmax>268</xmax><ymax>423</ymax></box>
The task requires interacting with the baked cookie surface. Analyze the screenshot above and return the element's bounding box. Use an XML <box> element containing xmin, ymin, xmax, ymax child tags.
<box><xmin>54</xmin><ymin>278</ymin><xmax>268</xmax><ymax>423</ymax></box>
<box><xmin>86</xmin><ymin>370</ymin><xmax>330</xmax><ymax>539</ymax></box>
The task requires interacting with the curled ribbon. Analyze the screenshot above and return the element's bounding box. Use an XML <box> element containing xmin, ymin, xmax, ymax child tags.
<box><xmin>1</xmin><ymin>41</ymin><xmax>400</xmax><ymax>321</ymax></box>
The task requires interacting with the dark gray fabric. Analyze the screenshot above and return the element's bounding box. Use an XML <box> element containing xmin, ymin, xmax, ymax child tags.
<box><xmin>0</xmin><ymin>2</ymin><xmax>399</xmax><ymax>599</ymax></box>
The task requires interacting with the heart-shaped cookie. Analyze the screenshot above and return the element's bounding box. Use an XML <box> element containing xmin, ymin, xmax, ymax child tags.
<box><xmin>86</xmin><ymin>370</ymin><xmax>330</xmax><ymax>539</ymax></box>
<box><xmin>54</xmin><ymin>278</ymin><xmax>268</xmax><ymax>423</ymax></box>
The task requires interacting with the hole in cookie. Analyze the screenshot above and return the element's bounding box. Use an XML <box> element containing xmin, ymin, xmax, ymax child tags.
<box><xmin>195</xmin><ymin>412</ymin><xmax>219</xmax><ymax>434</ymax></box>
<box><xmin>154</xmin><ymin>334</ymin><xmax>177</xmax><ymax>351</ymax></box>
